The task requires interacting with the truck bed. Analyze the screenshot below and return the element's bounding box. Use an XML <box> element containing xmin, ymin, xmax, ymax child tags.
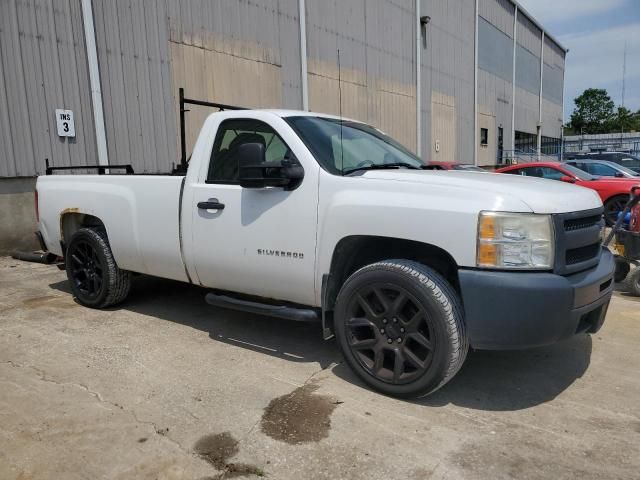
<box><xmin>37</xmin><ymin>174</ymin><xmax>189</xmax><ymax>282</ymax></box>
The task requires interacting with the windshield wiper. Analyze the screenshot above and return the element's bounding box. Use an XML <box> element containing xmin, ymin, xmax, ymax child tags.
<box><xmin>343</xmin><ymin>163</ymin><xmax>422</xmax><ymax>175</ymax></box>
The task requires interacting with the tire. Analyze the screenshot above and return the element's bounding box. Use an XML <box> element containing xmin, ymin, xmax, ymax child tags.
<box><xmin>334</xmin><ymin>259</ymin><xmax>468</xmax><ymax>398</ymax></box>
<box><xmin>65</xmin><ymin>227</ymin><xmax>131</xmax><ymax>308</ymax></box>
<box><xmin>614</xmin><ymin>257</ymin><xmax>630</xmax><ymax>283</ymax></box>
<box><xmin>604</xmin><ymin>195</ymin><xmax>629</xmax><ymax>227</ymax></box>
<box><xmin>623</xmin><ymin>266</ymin><xmax>640</xmax><ymax>297</ymax></box>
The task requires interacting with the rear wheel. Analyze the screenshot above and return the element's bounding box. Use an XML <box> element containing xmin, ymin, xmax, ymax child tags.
<box><xmin>66</xmin><ymin>228</ymin><xmax>131</xmax><ymax>308</ymax></box>
<box><xmin>604</xmin><ymin>195</ymin><xmax>629</xmax><ymax>227</ymax></box>
<box><xmin>334</xmin><ymin>260</ymin><xmax>468</xmax><ymax>398</ymax></box>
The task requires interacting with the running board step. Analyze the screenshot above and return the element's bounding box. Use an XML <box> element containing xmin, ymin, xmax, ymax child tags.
<box><xmin>205</xmin><ymin>292</ymin><xmax>320</xmax><ymax>322</ymax></box>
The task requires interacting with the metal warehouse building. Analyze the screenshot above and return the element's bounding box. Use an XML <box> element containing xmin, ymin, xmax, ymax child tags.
<box><xmin>0</xmin><ymin>0</ymin><xmax>565</xmax><ymax>252</ymax></box>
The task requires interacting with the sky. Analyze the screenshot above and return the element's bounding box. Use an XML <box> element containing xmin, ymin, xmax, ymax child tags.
<box><xmin>518</xmin><ymin>0</ymin><xmax>640</xmax><ymax>121</ymax></box>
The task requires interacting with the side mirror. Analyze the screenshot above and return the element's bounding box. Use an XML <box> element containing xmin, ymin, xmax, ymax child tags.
<box><xmin>560</xmin><ymin>175</ymin><xmax>576</xmax><ymax>183</ymax></box>
<box><xmin>238</xmin><ymin>143</ymin><xmax>304</xmax><ymax>190</ymax></box>
<box><xmin>615</xmin><ymin>172</ymin><xmax>625</xmax><ymax>178</ymax></box>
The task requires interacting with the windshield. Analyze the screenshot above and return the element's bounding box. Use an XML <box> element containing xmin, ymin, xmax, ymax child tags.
<box><xmin>285</xmin><ymin>116</ymin><xmax>425</xmax><ymax>175</ymax></box>
<box><xmin>617</xmin><ymin>155</ymin><xmax>640</xmax><ymax>169</ymax></box>
<box><xmin>563</xmin><ymin>163</ymin><xmax>597</xmax><ymax>181</ymax></box>
<box><xmin>611</xmin><ymin>163</ymin><xmax>640</xmax><ymax>176</ymax></box>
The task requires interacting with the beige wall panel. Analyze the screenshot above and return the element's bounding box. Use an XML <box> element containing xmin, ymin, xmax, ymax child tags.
<box><xmin>514</xmin><ymin>88</ymin><xmax>540</xmax><ymax>135</ymax></box>
<box><xmin>541</xmin><ymin>98</ymin><xmax>563</xmax><ymax>139</ymax></box>
<box><xmin>478</xmin><ymin>108</ymin><xmax>497</xmax><ymax>166</ymax></box>
<box><xmin>307</xmin><ymin>72</ymin><xmax>369</xmax><ymax>121</ymax></box>
<box><xmin>431</xmin><ymin>92</ymin><xmax>457</xmax><ymax>162</ymax></box>
<box><xmin>307</xmin><ymin>59</ymin><xmax>416</xmax><ymax>152</ymax></box>
<box><xmin>170</xmin><ymin>42</ymin><xmax>282</xmax><ymax>159</ymax></box>
<box><xmin>378</xmin><ymin>90</ymin><xmax>417</xmax><ymax>153</ymax></box>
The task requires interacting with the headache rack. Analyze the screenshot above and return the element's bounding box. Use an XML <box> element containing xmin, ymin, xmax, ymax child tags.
<box><xmin>178</xmin><ymin>87</ymin><xmax>249</xmax><ymax>172</ymax></box>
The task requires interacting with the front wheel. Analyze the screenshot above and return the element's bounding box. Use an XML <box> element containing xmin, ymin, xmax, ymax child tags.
<box><xmin>334</xmin><ymin>260</ymin><xmax>468</xmax><ymax>398</ymax></box>
<box><xmin>65</xmin><ymin>227</ymin><xmax>131</xmax><ymax>308</ymax></box>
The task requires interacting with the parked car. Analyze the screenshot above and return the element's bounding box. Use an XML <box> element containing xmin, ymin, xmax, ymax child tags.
<box><xmin>565</xmin><ymin>152</ymin><xmax>640</xmax><ymax>174</ymax></box>
<box><xmin>496</xmin><ymin>161</ymin><xmax>640</xmax><ymax>225</ymax></box>
<box><xmin>565</xmin><ymin>159</ymin><xmax>640</xmax><ymax>179</ymax></box>
<box><xmin>36</xmin><ymin>110</ymin><xmax>614</xmax><ymax>398</ymax></box>
<box><xmin>427</xmin><ymin>161</ymin><xmax>486</xmax><ymax>172</ymax></box>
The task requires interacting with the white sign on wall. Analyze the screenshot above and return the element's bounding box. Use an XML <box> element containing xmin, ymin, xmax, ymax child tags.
<box><xmin>55</xmin><ymin>109</ymin><xmax>75</xmax><ymax>137</ymax></box>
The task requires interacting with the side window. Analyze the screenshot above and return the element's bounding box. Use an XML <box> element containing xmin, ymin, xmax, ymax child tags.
<box><xmin>504</xmin><ymin>168</ymin><xmax>525</xmax><ymax>176</ymax></box>
<box><xmin>207</xmin><ymin>119</ymin><xmax>294</xmax><ymax>183</ymax></box>
<box><xmin>539</xmin><ymin>167</ymin><xmax>565</xmax><ymax>180</ymax></box>
<box><xmin>588</xmin><ymin>163</ymin><xmax>617</xmax><ymax>177</ymax></box>
<box><xmin>568</xmin><ymin>161</ymin><xmax>582</xmax><ymax>171</ymax></box>
<box><xmin>520</xmin><ymin>167</ymin><xmax>543</xmax><ymax>178</ymax></box>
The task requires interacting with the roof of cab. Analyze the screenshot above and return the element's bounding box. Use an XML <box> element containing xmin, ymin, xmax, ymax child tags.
<box><xmin>255</xmin><ymin>109</ymin><xmax>344</xmax><ymax>120</ymax></box>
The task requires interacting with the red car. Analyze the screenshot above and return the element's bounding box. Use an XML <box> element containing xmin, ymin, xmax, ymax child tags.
<box><xmin>428</xmin><ymin>161</ymin><xmax>486</xmax><ymax>172</ymax></box>
<box><xmin>496</xmin><ymin>161</ymin><xmax>640</xmax><ymax>225</ymax></box>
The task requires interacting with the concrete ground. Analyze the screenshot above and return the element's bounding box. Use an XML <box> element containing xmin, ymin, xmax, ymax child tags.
<box><xmin>1</xmin><ymin>257</ymin><xmax>639</xmax><ymax>480</ymax></box>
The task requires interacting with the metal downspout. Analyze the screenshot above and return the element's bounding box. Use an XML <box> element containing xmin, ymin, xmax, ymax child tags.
<box><xmin>473</xmin><ymin>0</ymin><xmax>479</xmax><ymax>166</ymax></box>
<box><xmin>416</xmin><ymin>0</ymin><xmax>422</xmax><ymax>156</ymax></box>
<box><xmin>511</xmin><ymin>5</ymin><xmax>518</xmax><ymax>162</ymax></box>
<box><xmin>80</xmin><ymin>0</ymin><xmax>108</xmax><ymax>166</ymax></box>
<box><xmin>537</xmin><ymin>31</ymin><xmax>545</xmax><ymax>161</ymax></box>
<box><xmin>298</xmin><ymin>0</ymin><xmax>309</xmax><ymax>111</ymax></box>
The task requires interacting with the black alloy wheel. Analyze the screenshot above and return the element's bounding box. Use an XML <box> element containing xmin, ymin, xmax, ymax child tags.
<box><xmin>344</xmin><ymin>284</ymin><xmax>434</xmax><ymax>385</ymax></box>
<box><xmin>334</xmin><ymin>260</ymin><xmax>468</xmax><ymax>398</ymax></box>
<box><xmin>68</xmin><ymin>239</ymin><xmax>104</xmax><ymax>300</ymax></box>
<box><xmin>65</xmin><ymin>228</ymin><xmax>131</xmax><ymax>308</ymax></box>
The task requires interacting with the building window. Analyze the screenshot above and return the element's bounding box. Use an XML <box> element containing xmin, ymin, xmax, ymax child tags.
<box><xmin>480</xmin><ymin>128</ymin><xmax>488</xmax><ymax>146</ymax></box>
<box><xmin>515</xmin><ymin>130</ymin><xmax>537</xmax><ymax>152</ymax></box>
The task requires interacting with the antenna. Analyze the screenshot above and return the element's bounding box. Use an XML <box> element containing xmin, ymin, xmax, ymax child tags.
<box><xmin>622</xmin><ymin>40</ymin><xmax>627</xmax><ymax>108</ymax></box>
<box><xmin>338</xmin><ymin>48</ymin><xmax>344</xmax><ymax>175</ymax></box>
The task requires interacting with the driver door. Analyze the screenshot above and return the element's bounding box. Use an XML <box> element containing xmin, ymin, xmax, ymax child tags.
<box><xmin>189</xmin><ymin>118</ymin><xmax>318</xmax><ymax>306</ymax></box>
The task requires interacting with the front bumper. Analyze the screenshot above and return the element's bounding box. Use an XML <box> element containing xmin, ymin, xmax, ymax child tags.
<box><xmin>458</xmin><ymin>248</ymin><xmax>614</xmax><ymax>350</ymax></box>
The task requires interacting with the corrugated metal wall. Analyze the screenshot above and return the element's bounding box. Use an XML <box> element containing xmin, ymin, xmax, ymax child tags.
<box><xmin>541</xmin><ymin>35</ymin><xmax>564</xmax><ymax>137</ymax></box>
<box><xmin>167</xmin><ymin>0</ymin><xmax>302</xmax><ymax>161</ymax></box>
<box><xmin>514</xmin><ymin>12</ymin><xmax>542</xmax><ymax>135</ymax></box>
<box><xmin>306</xmin><ymin>0</ymin><xmax>417</xmax><ymax>152</ymax></box>
<box><xmin>0</xmin><ymin>0</ymin><xmax>566</xmax><ymax>177</ymax></box>
<box><xmin>476</xmin><ymin>0</ymin><xmax>515</xmax><ymax>164</ymax></box>
<box><xmin>479</xmin><ymin>0</ymin><xmax>513</xmax><ymax>35</ymax></box>
<box><xmin>92</xmin><ymin>0</ymin><xmax>176</xmax><ymax>173</ymax></box>
<box><xmin>421</xmin><ymin>0</ymin><xmax>475</xmax><ymax>163</ymax></box>
<box><xmin>0</xmin><ymin>0</ymin><xmax>97</xmax><ymax>177</ymax></box>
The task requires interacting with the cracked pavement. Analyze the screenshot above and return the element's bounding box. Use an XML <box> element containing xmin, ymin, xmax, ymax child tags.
<box><xmin>1</xmin><ymin>257</ymin><xmax>640</xmax><ymax>479</ymax></box>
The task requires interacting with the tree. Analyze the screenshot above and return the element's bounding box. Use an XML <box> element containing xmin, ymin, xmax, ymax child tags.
<box><xmin>607</xmin><ymin>106</ymin><xmax>640</xmax><ymax>133</ymax></box>
<box><xmin>568</xmin><ymin>88</ymin><xmax>615</xmax><ymax>134</ymax></box>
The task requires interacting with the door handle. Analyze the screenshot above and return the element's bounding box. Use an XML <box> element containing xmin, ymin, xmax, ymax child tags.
<box><xmin>197</xmin><ymin>199</ymin><xmax>225</xmax><ymax>210</ymax></box>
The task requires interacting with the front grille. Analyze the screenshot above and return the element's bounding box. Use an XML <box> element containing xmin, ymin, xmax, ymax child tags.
<box><xmin>553</xmin><ymin>208</ymin><xmax>603</xmax><ymax>275</ymax></box>
<box><xmin>566</xmin><ymin>243</ymin><xmax>601</xmax><ymax>265</ymax></box>
<box><xmin>564</xmin><ymin>215</ymin><xmax>602</xmax><ymax>232</ymax></box>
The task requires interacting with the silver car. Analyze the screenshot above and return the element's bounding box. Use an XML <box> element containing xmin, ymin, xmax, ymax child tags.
<box><xmin>565</xmin><ymin>159</ymin><xmax>640</xmax><ymax>179</ymax></box>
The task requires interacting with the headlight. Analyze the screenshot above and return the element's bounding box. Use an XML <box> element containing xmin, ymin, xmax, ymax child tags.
<box><xmin>477</xmin><ymin>212</ymin><xmax>554</xmax><ymax>269</ymax></box>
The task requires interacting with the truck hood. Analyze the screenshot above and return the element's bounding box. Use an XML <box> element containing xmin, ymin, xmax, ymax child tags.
<box><xmin>359</xmin><ymin>169</ymin><xmax>603</xmax><ymax>214</ymax></box>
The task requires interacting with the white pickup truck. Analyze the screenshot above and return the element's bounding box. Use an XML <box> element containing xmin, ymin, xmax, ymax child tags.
<box><xmin>36</xmin><ymin>109</ymin><xmax>614</xmax><ymax>397</ymax></box>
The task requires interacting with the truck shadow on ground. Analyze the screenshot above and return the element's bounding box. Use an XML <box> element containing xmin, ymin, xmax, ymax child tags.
<box><xmin>50</xmin><ymin>274</ymin><xmax>593</xmax><ymax>411</ymax></box>
<box><xmin>50</xmin><ymin>275</ymin><xmax>339</xmax><ymax>370</ymax></box>
<box><xmin>331</xmin><ymin>335</ymin><xmax>593</xmax><ymax>411</ymax></box>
